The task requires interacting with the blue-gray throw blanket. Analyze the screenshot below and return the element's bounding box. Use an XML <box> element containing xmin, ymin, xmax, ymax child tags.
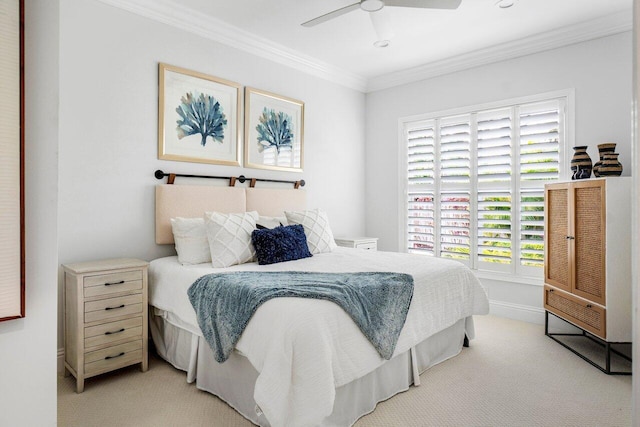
<box><xmin>187</xmin><ymin>271</ymin><xmax>414</xmax><ymax>363</ymax></box>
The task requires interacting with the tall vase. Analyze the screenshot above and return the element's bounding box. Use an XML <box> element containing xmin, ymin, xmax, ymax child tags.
<box><xmin>598</xmin><ymin>153</ymin><xmax>623</xmax><ymax>176</ymax></box>
<box><xmin>593</xmin><ymin>143</ymin><xmax>616</xmax><ymax>177</ymax></box>
<box><xmin>570</xmin><ymin>146</ymin><xmax>592</xmax><ymax>180</ymax></box>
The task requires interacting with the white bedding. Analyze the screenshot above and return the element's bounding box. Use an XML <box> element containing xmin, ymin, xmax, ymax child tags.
<box><xmin>149</xmin><ymin>247</ymin><xmax>489</xmax><ymax>427</ymax></box>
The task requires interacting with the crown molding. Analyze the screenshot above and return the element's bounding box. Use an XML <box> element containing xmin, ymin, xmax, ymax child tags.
<box><xmin>96</xmin><ymin>0</ymin><xmax>630</xmax><ymax>94</ymax></box>
<box><xmin>95</xmin><ymin>0</ymin><xmax>368</xmax><ymax>92</ymax></box>
<box><xmin>366</xmin><ymin>11</ymin><xmax>633</xmax><ymax>92</ymax></box>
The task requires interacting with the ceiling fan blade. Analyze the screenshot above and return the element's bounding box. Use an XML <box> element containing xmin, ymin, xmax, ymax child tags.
<box><xmin>369</xmin><ymin>11</ymin><xmax>395</xmax><ymax>41</ymax></box>
<box><xmin>383</xmin><ymin>0</ymin><xmax>462</xmax><ymax>9</ymax></box>
<box><xmin>301</xmin><ymin>2</ymin><xmax>361</xmax><ymax>27</ymax></box>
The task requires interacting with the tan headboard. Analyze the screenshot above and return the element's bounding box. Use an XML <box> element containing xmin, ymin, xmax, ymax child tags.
<box><xmin>155</xmin><ymin>185</ymin><xmax>307</xmax><ymax>244</ymax></box>
<box><xmin>156</xmin><ymin>185</ymin><xmax>246</xmax><ymax>244</ymax></box>
<box><xmin>245</xmin><ymin>188</ymin><xmax>307</xmax><ymax>217</ymax></box>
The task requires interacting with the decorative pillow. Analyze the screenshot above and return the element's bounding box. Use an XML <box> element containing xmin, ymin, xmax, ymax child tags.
<box><xmin>251</xmin><ymin>224</ymin><xmax>312</xmax><ymax>265</ymax></box>
<box><xmin>204</xmin><ymin>211</ymin><xmax>259</xmax><ymax>268</ymax></box>
<box><xmin>170</xmin><ymin>217</ymin><xmax>211</xmax><ymax>265</ymax></box>
<box><xmin>285</xmin><ymin>209</ymin><xmax>337</xmax><ymax>254</ymax></box>
<box><xmin>256</xmin><ymin>216</ymin><xmax>288</xmax><ymax>229</ymax></box>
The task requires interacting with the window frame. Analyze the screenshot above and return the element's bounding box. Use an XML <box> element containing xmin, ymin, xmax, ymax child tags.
<box><xmin>398</xmin><ymin>89</ymin><xmax>574</xmax><ymax>284</ymax></box>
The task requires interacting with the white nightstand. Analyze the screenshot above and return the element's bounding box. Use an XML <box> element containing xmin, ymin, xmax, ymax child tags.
<box><xmin>334</xmin><ymin>237</ymin><xmax>378</xmax><ymax>251</ymax></box>
<box><xmin>63</xmin><ymin>258</ymin><xmax>149</xmax><ymax>392</ymax></box>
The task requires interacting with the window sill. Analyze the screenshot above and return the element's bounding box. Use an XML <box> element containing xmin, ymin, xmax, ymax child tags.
<box><xmin>473</xmin><ymin>269</ymin><xmax>544</xmax><ymax>286</ymax></box>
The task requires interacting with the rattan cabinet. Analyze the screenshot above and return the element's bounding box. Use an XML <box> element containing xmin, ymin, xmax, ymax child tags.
<box><xmin>543</xmin><ymin>178</ymin><xmax>632</xmax><ymax>373</ymax></box>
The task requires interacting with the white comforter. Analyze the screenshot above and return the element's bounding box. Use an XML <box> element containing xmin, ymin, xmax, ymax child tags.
<box><xmin>149</xmin><ymin>248</ymin><xmax>489</xmax><ymax>427</ymax></box>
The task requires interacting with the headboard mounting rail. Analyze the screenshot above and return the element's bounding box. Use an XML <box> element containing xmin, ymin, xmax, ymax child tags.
<box><xmin>154</xmin><ymin>169</ymin><xmax>305</xmax><ymax>189</ymax></box>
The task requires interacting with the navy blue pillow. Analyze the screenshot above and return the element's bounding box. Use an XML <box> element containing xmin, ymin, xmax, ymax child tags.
<box><xmin>251</xmin><ymin>224</ymin><xmax>312</xmax><ymax>265</ymax></box>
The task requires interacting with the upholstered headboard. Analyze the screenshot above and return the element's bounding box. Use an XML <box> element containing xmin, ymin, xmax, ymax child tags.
<box><xmin>155</xmin><ymin>185</ymin><xmax>307</xmax><ymax>244</ymax></box>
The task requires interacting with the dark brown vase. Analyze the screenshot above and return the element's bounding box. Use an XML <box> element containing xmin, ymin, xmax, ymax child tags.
<box><xmin>598</xmin><ymin>153</ymin><xmax>623</xmax><ymax>176</ymax></box>
<box><xmin>570</xmin><ymin>146</ymin><xmax>592</xmax><ymax>180</ymax></box>
<box><xmin>593</xmin><ymin>143</ymin><xmax>616</xmax><ymax>177</ymax></box>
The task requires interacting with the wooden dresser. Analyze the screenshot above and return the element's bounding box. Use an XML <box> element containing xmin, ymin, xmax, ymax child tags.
<box><xmin>543</xmin><ymin>178</ymin><xmax>632</xmax><ymax>373</ymax></box>
<box><xmin>63</xmin><ymin>258</ymin><xmax>149</xmax><ymax>392</ymax></box>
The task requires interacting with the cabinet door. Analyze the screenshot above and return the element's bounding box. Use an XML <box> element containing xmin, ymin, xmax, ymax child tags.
<box><xmin>572</xmin><ymin>181</ymin><xmax>606</xmax><ymax>305</ymax></box>
<box><xmin>544</xmin><ymin>184</ymin><xmax>571</xmax><ymax>292</ymax></box>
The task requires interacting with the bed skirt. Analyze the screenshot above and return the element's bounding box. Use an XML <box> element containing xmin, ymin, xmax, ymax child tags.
<box><xmin>149</xmin><ymin>308</ymin><xmax>475</xmax><ymax>426</ymax></box>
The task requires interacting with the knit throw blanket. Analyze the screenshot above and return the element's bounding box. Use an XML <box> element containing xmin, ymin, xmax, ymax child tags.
<box><xmin>187</xmin><ymin>271</ymin><xmax>414</xmax><ymax>363</ymax></box>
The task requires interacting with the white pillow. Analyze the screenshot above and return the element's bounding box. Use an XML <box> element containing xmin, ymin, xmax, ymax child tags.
<box><xmin>170</xmin><ymin>217</ymin><xmax>211</xmax><ymax>265</ymax></box>
<box><xmin>204</xmin><ymin>211</ymin><xmax>259</xmax><ymax>268</ymax></box>
<box><xmin>256</xmin><ymin>215</ymin><xmax>288</xmax><ymax>229</ymax></box>
<box><xmin>284</xmin><ymin>209</ymin><xmax>337</xmax><ymax>254</ymax></box>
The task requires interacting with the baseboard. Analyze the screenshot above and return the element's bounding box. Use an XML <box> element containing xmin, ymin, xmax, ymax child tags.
<box><xmin>489</xmin><ymin>300</ymin><xmax>545</xmax><ymax>324</ymax></box>
<box><xmin>57</xmin><ymin>348</ymin><xmax>64</xmax><ymax>374</ymax></box>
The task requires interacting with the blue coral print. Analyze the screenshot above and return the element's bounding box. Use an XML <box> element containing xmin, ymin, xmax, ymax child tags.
<box><xmin>255</xmin><ymin>107</ymin><xmax>294</xmax><ymax>154</ymax></box>
<box><xmin>176</xmin><ymin>92</ymin><xmax>227</xmax><ymax>146</ymax></box>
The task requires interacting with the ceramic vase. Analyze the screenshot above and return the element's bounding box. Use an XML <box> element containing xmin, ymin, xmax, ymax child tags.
<box><xmin>570</xmin><ymin>146</ymin><xmax>592</xmax><ymax>180</ymax></box>
<box><xmin>597</xmin><ymin>153</ymin><xmax>623</xmax><ymax>176</ymax></box>
<box><xmin>593</xmin><ymin>143</ymin><xmax>617</xmax><ymax>177</ymax></box>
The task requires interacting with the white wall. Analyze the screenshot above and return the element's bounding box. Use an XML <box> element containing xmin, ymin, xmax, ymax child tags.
<box><xmin>0</xmin><ymin>0</ymin><xmax>60</xmax><ymax>425</ymax></box>
<box><xmin>56</xmin><ymin>0</ymin><xmax>366</xmax><ymax>353</ymax></box>
<box><xmin>365</xmin><ymin>32</ymin><xmax>633</xmax><ymax>318</ymax></box>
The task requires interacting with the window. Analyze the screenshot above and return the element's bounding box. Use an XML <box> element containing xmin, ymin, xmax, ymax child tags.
<box><xmin>403</xmin><ymin>92</ymin><xmax>570</xmax><ymax>279</ymax></box>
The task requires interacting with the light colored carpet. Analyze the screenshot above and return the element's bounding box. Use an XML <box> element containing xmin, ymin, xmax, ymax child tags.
<box><xmin>58</xmin><ymin>315</ymin><xmax>632</xmax><ymax>426</ymax></box>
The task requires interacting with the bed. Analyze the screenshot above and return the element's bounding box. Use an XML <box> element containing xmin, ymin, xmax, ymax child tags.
<box><xmin>149</xmin><ymin>184</ymin><xmax>490</xmax><ymax>427</ymax></box>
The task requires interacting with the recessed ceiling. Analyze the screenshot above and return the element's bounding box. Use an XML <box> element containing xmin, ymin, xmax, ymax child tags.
<box><xmin>104</xmin><ymin>0</ymin><xmax>633</xmax><ymax>91</ymax></box>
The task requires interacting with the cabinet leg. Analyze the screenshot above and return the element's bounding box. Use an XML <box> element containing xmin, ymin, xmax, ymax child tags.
<box><xmin>63</xmin><ymin>366</ymin><xmax>70</xmax><ymax>378</ymax></box>
<box><xmin>76</xmin><ymin>377</ymin><xmax>84</xmax><ymax>393</ymax></box>
<box><xmin>141</xmin><ymin>355</ymin><xmax>148</xmax><ymax>373</ymax></box>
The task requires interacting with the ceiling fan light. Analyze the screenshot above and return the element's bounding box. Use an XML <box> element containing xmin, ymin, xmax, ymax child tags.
<box><xmin>496</xmin><ymin>0</ymin><xmax>515</xmax><ymax>8</ymax></box>
<box><xmin>374</xmin><ymin>39</ymin><xmax>390</xmax><ymax>48</ymax></box>
<box><xmin>361</xmin><ymin>0</ymin><xmax>385</xmax><ymax>12</ymax></box>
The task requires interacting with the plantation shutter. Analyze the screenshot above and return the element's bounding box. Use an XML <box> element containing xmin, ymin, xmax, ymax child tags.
<box><xmin>407</xmin><ymin>124</ymin><xmax>435</xmax><ymax>186</ymax></box>
<box><xmin>476</xmin><ymin>109</ymin><xmax>512</xmax><ymax>270</ymax></box>
<box><xmin>440</xmin><ymin>192</ymin><xmax>470</xmax><ymax>261</ymax></box>
<box><xmin>477</xmin><ymin>109</ymin><xmax>512</xmax><ymax>183</ymax></box>
<box><xmin>520</xmin><ymin>189</ymin><xmax>545</xmax><ymax>268</ymax></box>
<box><xmin>477</xmin><ymin>191</ymin><xmax>512</xmax><ymax>265</ymax></box>
<box><xmin>407</xmin><ymin>191</ymin><xmax>435</xmax><ymax>255</ymax></box>
<box><xmin>403</xmin><ymin>93</ymin><xmax>567</xmax><ymax>280</ymax></box>
<box><xmin>406</xmin><ymin>122</ymin><xmax>436</xmax><ymax>255</ymax></box>
<box><xmin>519</xmin><ymin>102</ymin><xmax>560</xmax><ymax>181</ymax></box>
<box><xmin>439</xmin><ymin>119</ymin><xmax>470</xmax><ymax>183</ymax></box>
<box><xmin>518</xmin><ymin>100</ymin><xmax>561</xmax><ymax>272</ymax></box>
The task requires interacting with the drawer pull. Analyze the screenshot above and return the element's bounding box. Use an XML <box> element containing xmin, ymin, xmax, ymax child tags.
<box><xmin>586</xmin><ymin>304</ymin><xmax>592</xmax><ymax>308</ymax></box>
<box><xmin>104</xmin><ymin>328</ymin><xmax>125</xmax><ymax>335</ymax></box>
<box><xmin>105</xmin><ymin>304</ymin><xmax>125</xmax><ymax>311</ymax></box>
<box><xmin>105</xmin><ymin>280</ymin><xmax>125</xmax><ymax>286</ymax></box>
<box><xmin>105</xmin><ymin>352</ymin><xmax>125</xmax><ymax>360</ymax></box>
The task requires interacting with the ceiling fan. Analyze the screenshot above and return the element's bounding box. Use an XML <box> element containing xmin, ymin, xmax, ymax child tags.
<box><xmin>302</xmin><ymin>0</ymin><xmax>462</xmax><ymax>46</ymax></box>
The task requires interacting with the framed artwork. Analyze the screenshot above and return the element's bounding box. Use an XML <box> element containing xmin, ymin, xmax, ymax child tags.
<box><xmin>0</xmin><ymin>0</ymin><xmax>25</xmax><ymax>321</ymax></box>
<box><xmin>158</xmin><ymin>63</ymin><xmax>241</xmax><ymax>166</ymax></box>
<box><xmin>244</xmin><ymin>87</ymin><xmax>304</xmax><ymax>172</ymax></box>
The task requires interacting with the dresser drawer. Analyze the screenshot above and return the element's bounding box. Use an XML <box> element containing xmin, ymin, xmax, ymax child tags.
<box><xmin>84</xmin><ymin>340</ymin><xmax>143</xmax><ymax>377</ymax></box>
<box><xmin>85</xmin><ymin>316</ymin><xmax>143</xmax><ymax>349</ymax></box>
<box><xmin>544</xmin><ymin>285</ymin><xmax>606</xmax><ymax>339</ymax></box>
<box><xmin>84</xmin><ymin>294</ymin><xmax>143</xmax><ymax>323</ymax></box>
<box><xmin>84</xmin><ymin>270</ymin><xmax>143</xmax><ymax>298</ymax></box>
<box><xmin>354</xmin><ymin>241</ymin><xmax>377</xmax><ymax>250</ymax></box>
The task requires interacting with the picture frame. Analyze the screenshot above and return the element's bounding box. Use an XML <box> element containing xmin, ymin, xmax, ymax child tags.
<box><xmin>158</xmin><ymin>63</ymin><xmax>241</xmax><ymax>166</ymax></box>
<box><xmin>0</xmin><ymin>0</ymin><xmax>25</xmax><ymax>321</ymax></box>
<box><xmin>244</xmin><ymin>87</ymin><xmax>304</xmax><ymax>172</ymax></box>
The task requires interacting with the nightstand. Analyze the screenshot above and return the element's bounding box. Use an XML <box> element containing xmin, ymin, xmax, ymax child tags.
<box><xmin>334</xmin><ymin>237</ymin><xmax>378</xmax><ymax>251</ymax></box>
<box><xmin>63</xmin><ymin>258</ymin><xmax>149</xmax><ymax>392</ymax></box>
